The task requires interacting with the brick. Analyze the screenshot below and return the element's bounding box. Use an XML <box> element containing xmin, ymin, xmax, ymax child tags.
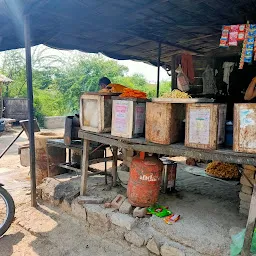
<box><xmin>111</xmin><ymin>194</ymin><xmax>126</xmax><ymax>210</ymax></box>
<box><xmin>240</xmin><ymin>200</ymin><xmax>251</xmax><ymax>210</ymax></box>
<box><xmin>146</xmin><ymin>238</ymin><xmax>160</xmax><ymax>255</ymax></box>
<box><xmin>243</xmin><ymin>165</ymin><xmax>256</xmax><ymax>172</ymax></box>
<box><xmin>241</xmin><ymin>185</ymin><xmax>253</xmax><ymax>195</ymax></box>
<box><xmin>77</xmin><ymin>196</ymin><xmax>104</xmax><ymax>205</ymax></box>
<box><xmin>131</xmin><ymin>244</ymin><xmax>149</xmax><ymax>256</ymax></box>
<box><xmin>124</xmin><ymin>231</ymin><xmax>145</xmax><ymax>247</ymax></box>
<box><xmin>119</xmin><ymin>199</ymin><xmax>133</xmax><ymax>214</ymax></box>
<box><xmin>110</xmin><ymin>212</ymin><xmax>138</xmax><ymax>230</ymax></box>
<box><xmin>240</xmin><ymin>175</ymin><xmax>255</xmax><ymax>187</ymax></box>
<box><xmin>160</xmin><ymin>243</ymin><xmax>185</xmax><ymax>256</ymax></box>
<box><xmin>239</xmin><ymin>192</ymin><xmax>252</xmax><ymax>203</ymax></box>
<box><xmin>243</xmin><ymin>169</ymin><xmax>255</xmax><ymax>179</ymax></box>
<box><xmin>133</xmin><ymin>207</ymin><xmax>147</xmax><ymax>218</ymax></box>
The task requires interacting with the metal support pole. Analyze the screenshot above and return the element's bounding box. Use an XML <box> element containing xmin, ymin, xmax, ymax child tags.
<box><xmin>24</xmin><ymin>16</ymin><xmax>37</xmax><ymax>207</ymax></box>
<box><xmin>156</xmin><ymin>42</ymin><xmax>161</xmax><ymax>97</ymax></box>
<box><xmin>171</xmin><ymin>55</ymin><xmax>177</xmax><ymax>89</ymax></box>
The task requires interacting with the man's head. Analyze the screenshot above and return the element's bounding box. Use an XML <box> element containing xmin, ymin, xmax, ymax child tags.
<box><xmin>99</xmin><ymin>77</ymin><xmax>111</xmax><ymax>89</ymax></box>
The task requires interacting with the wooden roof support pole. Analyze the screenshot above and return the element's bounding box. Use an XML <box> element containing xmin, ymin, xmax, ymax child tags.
<box><xmin>171</xmin><ymin>55</ymin><xmax>177</xmax><ymax>90</ymax></box>
<box><xmin>157</xmin><ymin>42</ymin><xmax>161</xmax><ymax>98</ymax></box>
<box><xmin>24</xmin><ymin>15</ymin><xmax>37</xmax><ymax>207</ymax></box>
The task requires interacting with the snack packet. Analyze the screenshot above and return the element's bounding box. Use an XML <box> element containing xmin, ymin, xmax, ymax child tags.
<box><xmin>147</xmin><ymin>204</ymin><xmax>172</xmax><ymax>218</ymax></box>
<box><xmin>164</xmin><ymin>214</ymin><xmax>181</xmax><ymax>224</ymax></box>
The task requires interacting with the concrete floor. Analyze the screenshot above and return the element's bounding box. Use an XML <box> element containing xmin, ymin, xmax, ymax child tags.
<box><xmin>0</xmin><ymin>128</ymin><xmax>248</xmax><ymax>256</ymax></box>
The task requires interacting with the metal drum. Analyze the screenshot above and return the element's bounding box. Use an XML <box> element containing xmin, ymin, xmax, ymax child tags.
<box><xmin>127</xmin><ymin>155</ymin><xmax>163</xmax><ymax>207</ymax></box>
<box><xmin>160</xmin><ymin>158</ymin><xmax>177</xmax><ymax>193</ymax></box>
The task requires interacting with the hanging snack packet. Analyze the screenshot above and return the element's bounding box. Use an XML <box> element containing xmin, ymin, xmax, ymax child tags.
<box><xmin>230</xmin><ymin>25</ymin><xmax>239</xmax><ymax>32</ymax></box>
<box><xmin>239</xmin><ymin>24</ymin><xmax>246</xmax><ymax>32</ymax></box>
<box><xmin>229</xmin><ymin>31</ymin><xmax>238</xmax><ymax>46</ymax></box>
<box><xmin>237</xmin><ymin>32</ymin><xmax>245</xmax><ymax>41</ymax></box>
<box><xmin>219</xmin><ymin>26</ymin><xmax>229</xmax><ymax>47</ymax></box>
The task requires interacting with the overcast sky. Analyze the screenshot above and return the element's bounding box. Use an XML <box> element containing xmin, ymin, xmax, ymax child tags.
<box><xmin>0</xmin><ymin>45</ymin><xmax>171</xmax><ymax>83</ymax></box>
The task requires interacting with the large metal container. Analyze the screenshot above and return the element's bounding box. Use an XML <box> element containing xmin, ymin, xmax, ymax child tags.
<box><xmin>35</xmin><ymin>132</ymin><xmax>66</xmax><ymax>185</ymax></box>
<box><xmin>127</xmin><ymin>155</ymin><xmax>163</xmax><ymax>207</ymax></box>
<box><xmin>3</xmin><ymin>98</ymin><xmax>28</xmax><ymax>121</ymax></box>
<box><xmin>160</xmin><ymin>158</ymin><xmax>177</xmax><ymax>193</ymax></box>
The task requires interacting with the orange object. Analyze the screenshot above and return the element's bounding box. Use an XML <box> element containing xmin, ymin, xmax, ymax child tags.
<box><xmin>127</xmin><ymin>155</ymin><xmax>163</xmax><ymax>207</ymax></box>
<box><xmin>120</xmin><ymin>88</ymin><xmax>147</xmax><ymax>99</ymax></box>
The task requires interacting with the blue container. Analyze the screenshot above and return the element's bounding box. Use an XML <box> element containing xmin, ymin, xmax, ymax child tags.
<box><xmin>0</xmin><ymin>120</ymin><xmax>4</xmax><ymax>132</ymax></box>
<box><xmin>225</xmin><ymin>123</ymin><xmax>233</xmax><ymax>147</ymax></box>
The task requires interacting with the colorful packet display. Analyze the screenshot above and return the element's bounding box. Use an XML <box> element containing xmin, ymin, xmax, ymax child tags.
<box><xmin>229</xmin><ymin>31</ymin><xmax>238</xmax><ymax>46</ymax></box>
<box><xmin>239</xmin><ymin>24</ymin><xmax>246</xmax><ymax>32</ymax></box>
<box><xmin>230</xmin><ymin>25</ymin><xmax>239</xmax><ymax>32</ymax></box>
<box><xmin>219</xmin><ymin>26</ymin><xmax>230</xmax><ymax>47</ymax></box>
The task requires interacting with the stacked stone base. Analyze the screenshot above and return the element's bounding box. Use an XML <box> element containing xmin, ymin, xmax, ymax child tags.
<box><xmin>239</xmin><ymin>165</ymin><xmax>256</xmax><ymax>215</ymax></box>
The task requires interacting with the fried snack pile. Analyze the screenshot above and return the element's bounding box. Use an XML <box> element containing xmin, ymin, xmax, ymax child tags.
<box><xmin>98</xmin><ymin>84</ymin><xmax>127</xmax><ymax>93</ymax></box>
<box><xmin>120</xmin><ymin>88</ymin><xmax>147</xmax><ymax>99</ymax></box>
<box><xmin>206</xmin><ymin>161</ymin><xmax>240</xmax><ymax>179</ymax></box>
<box><xmin>161</xmin><ymin>89</ymin><xmax>192</xmax><ymax>99</ymax></box>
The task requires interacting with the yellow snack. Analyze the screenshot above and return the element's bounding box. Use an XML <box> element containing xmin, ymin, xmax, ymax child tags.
<box><xmin>161</xmin><ymin>89</ymin><xmax>192</xmax><ymax>99</ymax></box>
<box><xmin>206</xmin><ymin>161</ymin><xmax>240</xmax><ymax>179</ymax></box>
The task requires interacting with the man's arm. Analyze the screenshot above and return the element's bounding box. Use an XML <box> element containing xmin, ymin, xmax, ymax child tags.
<box><xmin>244</xmin><ymin>77</ymin><xmax>256</xmax><ymax>101</ymax></box>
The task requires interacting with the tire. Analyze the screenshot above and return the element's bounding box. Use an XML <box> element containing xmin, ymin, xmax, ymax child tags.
<box><xmin>0</xmin><ymin>186</ymin><xmax>15</xmax><ymax>237</ymax></box>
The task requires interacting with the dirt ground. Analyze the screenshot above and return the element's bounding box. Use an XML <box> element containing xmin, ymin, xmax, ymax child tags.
<box><xmin>0</xmin><ymin>129</ymin><xmax>132</xmax><ymax>256</ymax></box>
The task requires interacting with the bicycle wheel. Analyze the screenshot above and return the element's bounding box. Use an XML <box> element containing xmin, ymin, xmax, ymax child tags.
<box><xmin>0</xmin><ymin>186</ymin><xmax>15</xmax><ymax>237</ymax></box>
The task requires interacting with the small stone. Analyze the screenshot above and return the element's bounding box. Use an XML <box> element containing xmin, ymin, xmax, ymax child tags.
<box><xmin>146</xmin><ymin>238</ymin><xmax>160</xmax><ymax>255</ymax></box>
<box><xmin>241</xmin><ymin>185</ymin><xmax>253</xmax><ymax>195</ymax></box>
<box><xmin>240</xmin><ymin>200</ymin><xmax>251</xmax><ymax>210</ymax></box>
<box><xmin>104</xmin><ymin>202</ymin><xmax>112</xmax><ymax>208</ymax></box>
<box><xmin>239</xmin><ymin>192</ymin><xmax>252</xmax><ymax>203</ymax></box>
<box><xmin>77</xmin><ymin>196</ymin><xmax>104</xmax><ymax>205</ymax></box>
<box><xmin>243</xmin><ymin>165</ymin><xmax>256</xmax><ymax>172</ymax></box>
<box><xmin>124</xmin><ymin>231</ymin><xmax>144</xmax><ymax>247</ymax></box>
<box><xmin>133</xmin><ymin>207</ymin><xmax>147</xmax><ymax>218</ymax></box>
<box><xmin>160</xmin><ymin>243</ymin><xmax>185</xmax><ymax>256</ymax></box>
<box><xmin>131</xmin><ymin>244</ymin><xmax>149</xmax><ymax>256</ymax></box>
<box><xmin>119</xmin><ymin>199</ymin><xmax>133</xmax><ymax>214</ymax></box>
<box><xmin>110</xmin><ymin>212</ymin><xmax>138</xmax><ymax>230</ymax></box>
<box><xmin>239</xmin><ymin>207</ymin><xmax>249</xmax><ymax>216</ymax></box>
<box><xmin>71</xmin><ymin>199</ymin><xmax>87</xmax><ymax>220</ymax></box>
<box><xmin>243</xmin><ymin>169</ymin><xmax>255</xmax><ymax>179</ymax></box>
<box><xmin>111</xmin><ymin>194</ymin><xmax>126</xmax><ymax>209</ymax></box>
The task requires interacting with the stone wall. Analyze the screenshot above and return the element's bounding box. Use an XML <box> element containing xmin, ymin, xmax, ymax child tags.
<box><xmin>239</xmin><ymin>165</ymin><xmax>256</xmax><ymax>215</ymax></box>
<box><xmin>44</xmin><ymin>116</ymin><xmax>65</xmax><ymax>129</ymax></box>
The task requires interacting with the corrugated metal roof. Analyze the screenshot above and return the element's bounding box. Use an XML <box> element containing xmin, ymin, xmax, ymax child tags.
<box><xmin>0</xmin><ymin>0</ymin><xmax>255</xmax><ymax>67</ymax></box>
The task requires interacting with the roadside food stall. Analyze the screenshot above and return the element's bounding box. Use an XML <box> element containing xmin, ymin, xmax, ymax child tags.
<box><xmin>1</xmin><ymin>1</ymin><xmax>256</xmax><ymax>255</ymax></box>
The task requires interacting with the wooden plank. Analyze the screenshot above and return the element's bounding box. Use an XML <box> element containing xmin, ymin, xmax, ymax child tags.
<box><xmin>242</xmin><ymin>185</ymin><xmax>256</xmax><ymax>256</ymax></box>
<box><xmin>112</xmin><ymin>146</ymin><xmax>118</xmax><ymax>187</ymax></box>
<box><xmin>151</xmin><ymin>98</ymin><xmax>214</xmax><ymax>103</ymax></box>
<box><xmin>78</xmin><ymin>131</ymin><xmax>256</xmax><ymax>166</ymax></box>
<box><xmin>80</xmin><ymin>139</ymin><xmax>90</xmax><ymax>196</ymax></box>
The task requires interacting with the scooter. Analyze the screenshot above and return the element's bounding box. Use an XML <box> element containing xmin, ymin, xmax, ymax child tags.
<box><xmin>0</xmin><ymin>184</ymin><xmax>15</xmax><ymax>237</ymax></box>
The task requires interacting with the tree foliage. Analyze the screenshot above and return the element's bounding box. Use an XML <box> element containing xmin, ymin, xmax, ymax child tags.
<box><xmin>0</xmin><ymin>46</ymin><xmax>171</xmax><ymax>125</ymax></box>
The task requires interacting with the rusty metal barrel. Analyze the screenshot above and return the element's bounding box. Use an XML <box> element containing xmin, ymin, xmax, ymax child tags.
<box><xmin>35</xmin><ymin>132</ymin><xmax>66</xmax><ymax>185</ymax></box>
<box><xmin>127</xmin><ymin>155</ymin><xmax>163</xmax><ymax>207</ymax></box>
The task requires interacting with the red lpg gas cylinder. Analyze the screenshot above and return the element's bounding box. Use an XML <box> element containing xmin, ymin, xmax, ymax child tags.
<box><xmin>127</xmin><ymin>155</ymin><xmax>163</xmax><ymax>207</ymax></box>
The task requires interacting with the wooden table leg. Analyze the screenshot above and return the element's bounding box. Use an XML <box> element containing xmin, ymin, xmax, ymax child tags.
<box><xmin>112</xmin><ymin>146</ymin><xmax>118</xmax><ymax>187</ymax></box>
<box><xmin>80</xmin><ymin>139</ymin><xmax>90</xmax><ymax>196</ymax></box>
<box><xmin>241</xmin><ymin>184</ymin><xmax>256</xmax><ymax>256</ymax></box>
